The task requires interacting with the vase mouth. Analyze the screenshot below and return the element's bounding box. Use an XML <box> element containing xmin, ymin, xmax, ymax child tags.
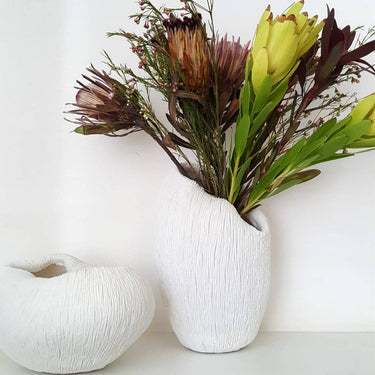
<box><xmin>171</xmin><ymin>166</ymin><xmax>270</xmax><ymax>234</ymax></box>
<box><xmin>8</xmin><ymin>254</ymin><xmax>88</xmax><ymax>278</ymax></box>
<box><xmin>30</xmin><ymin>264</ymin><xmax>68</xmax><ymax>278</ymax></box>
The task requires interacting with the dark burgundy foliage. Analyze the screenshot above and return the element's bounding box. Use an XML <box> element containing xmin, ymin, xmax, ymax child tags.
<box><xmin>315</xmin><ymin>7</ymin><xmax>375</xmax><ymax>94</ymax></box>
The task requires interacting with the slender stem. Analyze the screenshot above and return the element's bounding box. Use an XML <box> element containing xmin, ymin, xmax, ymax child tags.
<box><xmin>228</xmin><ymin>155</ymin><xmax>240</xmax><ymax>203</ymax></box>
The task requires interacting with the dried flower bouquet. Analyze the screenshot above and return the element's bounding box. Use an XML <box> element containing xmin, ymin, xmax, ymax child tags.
<box><xmin>67</xmin><ymin>0</ymin><xmax>375</xmax><ymax>218</ymax></box>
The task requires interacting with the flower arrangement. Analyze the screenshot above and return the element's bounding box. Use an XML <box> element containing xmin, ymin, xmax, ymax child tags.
<box><xmin>67</xmin><ymin>0</ymin><xmax>375</xmax><ymax>219</ymax></box>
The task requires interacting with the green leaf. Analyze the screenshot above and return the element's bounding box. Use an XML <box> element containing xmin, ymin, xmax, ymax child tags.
<box><xmin>74</xmin><ymin>127</ymin><xmax>85</xmax><ymax>134</ymax></box>
<box><xmin>294</xmin><ymin>119</ymin><xmax>351</xmax><ymax>168</ymax></box>
<box><xmin>283</xmin><ymin>169</ymin><xmax>322</xmax><ymax>184</ymax></box>
<box><xmin>245</xmin><ymin>55</ymin><xmax>252</xmax><ymax>81</ymax></box>
<box><xmin>306</xmin><ymin>117</ymin><xmax>350</xmax><ymax>147</ymax></box>
<box><xmin>351</xmin><ymin>146</ymin><xmax>375</xmax><ymax>154</ymax></box>
<box><xmin>232</xmin><ymin>156</ymin><xmax>253</xmax><ymax>202</ymax></box>
<box><xmin>317</xmin><ymin>135</ymin><xmax>348</xmax><ymax>159</ymax></box>
<box><xmin>249</xmin><ymin>102</ymin><xmax>275</xmax><ymax>138</ymax></box>
<box><xmin>249</xmin><ymin>139</ymin><xmax>306</xmax><ymax>200</ymax></box>
<box><xmin>252</xmin><ymin>75</ymin><xmax>273</xmax><ymax>115</ymax></box>
<box><xmin>346</xmin><ymin>137</ymin><xmax>375</xmax><ymax>148</ymax></box>
<box><xmin>306</xmin><ymin>118</ymin><xmax>336</xmax><ymax>144</ymax></box>
<box><xmin>310</xmin><ymin>152</ymin><xmax>354</xmax><ymax>165</ymax></box>
<box><xmin>293</xmin><ymin>138</ymin><xmax>324</xmax><ymax>166</ymax></box>
<box><xmin>268</xmin><ymin>169</ymin><xmax>321</xmax><ymax>197</ymax></box>
<box><xmin>326</xmin><ymin>117</ymin><xmax>352</xmax><ymax>137</ymax></box>
<box><xmin>276</xmin><ymin>138</ymin><xmax>307</xmax><ymax>170</ymax></box>
<box><xmin>338</xmin><ymin>120</ymin><xmax>371</xmax><ymax>145</ymax></box>
<box><xmin>268</xmin><ymin>79</ymin><xmax>288</xmax><ymax>108</ymax></box>
<box><xmin>240</xmin><ymin>81</ymin><xmax>251</xmax><ymax>116</ymax></box>
<box><xmin>292</xmin><ymin>155</ymin><xmax>321</xmax><ymax>172</ymax></box>
<box><xmin>235</xmin><ymin>114</ymin><xmax>251</xmax><ymax>156</ymax></box>
<box><xmin>247</xmin><ymin>81</ymin><xmax>288</xmax><ymax>142</ymax></box>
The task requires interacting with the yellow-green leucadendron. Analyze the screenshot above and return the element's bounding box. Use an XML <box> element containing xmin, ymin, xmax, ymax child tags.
<box><xmin>251</xmin><ymin>2</ymin><xmax>324</xmax><ymax>92</ymax></box>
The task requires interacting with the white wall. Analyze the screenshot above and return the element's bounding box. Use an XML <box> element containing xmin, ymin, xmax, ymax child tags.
<box><xmin>0</xmin><ymin>0</ymin><xmax>374</xmax><ymax>332</ymax></box>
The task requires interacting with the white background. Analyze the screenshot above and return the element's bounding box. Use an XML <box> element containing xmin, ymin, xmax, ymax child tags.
<box><xmin>0</xmin><ymin>0</ymin><xmax>374</xmax><ymax>332</ymax></box>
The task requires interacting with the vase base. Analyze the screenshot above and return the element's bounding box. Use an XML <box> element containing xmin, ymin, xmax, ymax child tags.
<box><xmin>15</xmin><ymin>363</ymin><xmax>108</xmax><ymax>374</ymax></box>
<box><xmin>178</xmin><ymin>337</ymin><xmax>255</xmax><ymax>354</ymax></box>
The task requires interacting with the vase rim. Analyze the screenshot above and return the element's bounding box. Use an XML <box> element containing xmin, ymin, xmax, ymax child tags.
<box><xmin>7</xmin><ymin>254</ymin><xmax>88</xmax><ymax>278</ymax></box>
<box><xmin>168</xmin><ymin>166</ymin><xmax>270</xmax><ymax>234</ymax></box>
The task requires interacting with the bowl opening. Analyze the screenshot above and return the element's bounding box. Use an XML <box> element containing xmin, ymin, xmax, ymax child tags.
<box><xmin>32</xmin><ymin>264</ymin><xmax>67</xmax><ymax>278</ymax></box>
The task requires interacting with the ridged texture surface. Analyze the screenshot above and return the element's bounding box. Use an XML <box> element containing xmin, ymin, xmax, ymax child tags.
<box><xmin>156</xmin><ymin>169</ymin><xmax>271</xmax><ymax>353</ymax></box>
<box><xmin>0</xmin><ymin>254</ymin><xmax>155</xmax><ymax>374</ymax></box>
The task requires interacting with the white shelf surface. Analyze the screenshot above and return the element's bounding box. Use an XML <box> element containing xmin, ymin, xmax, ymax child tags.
<box><xmin>0</xmin><ymin>332</ymin><xmax>374</xmax><ymax>374</ymax></box>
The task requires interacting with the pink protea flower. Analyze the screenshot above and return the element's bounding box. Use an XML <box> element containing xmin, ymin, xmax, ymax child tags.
<box><xmin>214</xmin><ymin>35</ymin><xmax>250</xmax><ymax>131</ymax></box>
<box><xmin>67</xmin><ymin>65</ymin><xmax>146</xmax><ymax>136</ymax></box>
<box><xmin>215</xmin><ymin>35</ymin><xmax>250</xmax><ymax>93</ymax></box>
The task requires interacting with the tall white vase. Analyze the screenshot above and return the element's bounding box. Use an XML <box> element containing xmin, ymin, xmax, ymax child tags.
<box><xmin>0</xmin><ymin>254</ymin><xmax>155</xmax><ymax>374</ymax></box>
<box><xmin>156</xmin><ymin>168</ymin><xmax>271</xmax><ymax>353</ymax></box>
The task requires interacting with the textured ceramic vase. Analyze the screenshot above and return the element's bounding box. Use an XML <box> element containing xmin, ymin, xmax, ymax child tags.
<box><xmin>156</xmin><ymin>168</ymin><xmax>271</xmax><ymax>353</ymax></box>
<box><xmin>0</xmin><ymin>254</ymin><xmax>155</xmax><ymax>374</ymax></box>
